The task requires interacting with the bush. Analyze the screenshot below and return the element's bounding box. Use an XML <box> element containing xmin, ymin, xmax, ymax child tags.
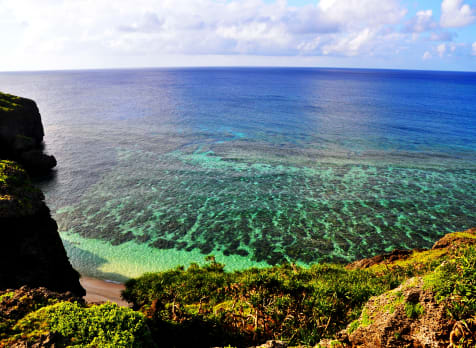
<box><xmin>425</xmin><ymin>247</ymin><xmax>476</xmax><ymax>320</ymax></box>
<box><xmin>12</xmin><ymin>302</ymin><xmax>153</xmax><ymax>347</ymax></box>
<box><xmin>123</xmin><ymin>259</ymin><xmax>401</xmax><ymax>346</ymax></box>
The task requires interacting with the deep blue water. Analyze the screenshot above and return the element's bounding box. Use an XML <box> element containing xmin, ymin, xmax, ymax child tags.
<box><xmin>1</xmin><ymin>68</ymin><xmax>475</xmax><ymax>279</ymax></box>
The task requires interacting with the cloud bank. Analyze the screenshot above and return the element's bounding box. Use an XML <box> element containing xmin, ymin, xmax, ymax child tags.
<box><xmin>0</xmin><ymin>0</ymin><xmax>475</xmax><ymax>70</ymax></box>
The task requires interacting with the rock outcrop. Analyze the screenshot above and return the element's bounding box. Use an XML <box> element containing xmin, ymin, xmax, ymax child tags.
<box><xmin>0</xmin><ymin>160</ymin><xmax>85</xmax><ymax>296</ymax></box>
<box><xmin>347</xmin><ymin>277</ymin><xmax>452</xmax><ymax>347</ymax></box>
<box><xmin>0</xmin><ymin>92</ymin><xmax>56</xmax><ymax>175</ymax></box>
<box><xmin>432</xmin><ymin>227</ymin><xmax>476</xmax><ymax>250</ymax></box>
<box><xmin>322</xmin><ymin>227</ymin><xmax>476</xmax><ymax>348</ymax></box>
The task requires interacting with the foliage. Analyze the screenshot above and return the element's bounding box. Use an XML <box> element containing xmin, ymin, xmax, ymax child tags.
<box><xmin>368</xmin><ymin>248</ymin><xmax>449</xmax><ymax>279</ymax></box>
<box><xmin>0</xmin><ymin>160</ymin><xmax>27</xmax><ymax>186</ymax></box>
<box><xmin>404</xmin><ymin>302</ymin><xmax>424</xmax><ymax>319</ymax></box>
<box><xmin>0</xmin><ymin>92</ymin><xmax>21</xmax><ymax>113</ymax></box>
<box><xmin>0</xmin><ymin>160</ymin><xmax>42</xmax><ymax>214</ymax></box>
<box><xmin>0</xmin><ymin>288</ymin><xmax>153</xmax><ymax>348</ymax></box>
<box><xmin>1</xmin><ymin>231</ymin><xmax>474</xmax><ymax>347</ymax></box>
<box><xmin>424</xmin><ymin>246</ymin><xmax>476</xmax><ymax>320</ymax></box>
<box><xmin>123</xmin><ymin>258</ymin><xmax>401</xmax><ymax>346</ymax></box>
<box><xmin>6</xmin><ymin>302</ymin><xmax>153</xmax><ymax>347</ymax></box>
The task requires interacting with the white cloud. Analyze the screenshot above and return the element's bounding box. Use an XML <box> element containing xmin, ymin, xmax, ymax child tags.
<box><xmin>405</xmin><ymin>10</ymin><xmax>437</xmax><ymax>33</ymax></box>
<box><xmin>473</xmin><ymin>42</ymin><xmax>476</xmax><ymax>55</ymax></box>
<box><xmin>0</xmin><ymin>0</ymin><xmax>473</xmax><ymax>71</ymax></box>
<box><xmin>0</xmin><ymin>0</ymin><xmax>409</xmax><ymax>59</ymax></box>
<box><xmin>440</xmin><ymin>0</ymin><xmax>476</xmax><ymax>28</ymax></box>
<box><xmin>322</xmin><ymin>28</ymin><xmax>375</xmax><ymax>56</ymax></box>
<box><xmin>318</xmin><ymin>0</ymin><xmax>407</xmax><ymax>28</ymax></box>
<box><xmin>437</xmin><ymin>43</ymin><xmax>447</xmax><ymax>57</ymax></box>
<box><xmin>297</xmin><ymin>37</ymin><xmax>321</xmax><ymax>53</ymax></box>
<box><xmin>423</xmin><ymin>51</ymin><xmax>432</xmax><ymax>60</ymax></box>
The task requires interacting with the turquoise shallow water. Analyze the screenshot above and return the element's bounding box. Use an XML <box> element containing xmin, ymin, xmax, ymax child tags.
<box><xmin>0</xmin><ymin>68</ymin><xmax>475</xmax><ymax>280</ymax></box>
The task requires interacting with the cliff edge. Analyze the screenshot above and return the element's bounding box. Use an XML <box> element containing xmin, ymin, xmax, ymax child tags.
<box><xmin>0</xmin><ymin>160</ymin><xmax>85</xmax><ymax>296</ymax></box>
<box><xmin>0</xmin><ymin>91</ymin><xmax>83</xmax><ymax>296</ymax></box>
<box><xmin>0</xmin><ymin>92</ymin><xmax>56</xmax><ymax>175</ymax></box>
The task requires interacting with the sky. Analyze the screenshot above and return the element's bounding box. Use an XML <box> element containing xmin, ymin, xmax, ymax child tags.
<box><xmin>0</xmin><ymin>0</ymin><xmax>475</xmax><ymax>71</ymax></box>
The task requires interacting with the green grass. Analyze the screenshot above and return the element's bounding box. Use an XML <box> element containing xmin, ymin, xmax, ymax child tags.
<box><xmin>404</xmin><ymin>302</ymin><xmax>424</xmax><ymax>319</ymax></box>
<box><xmin>424</xmin><ymin>246</ymin><xmax>476</xmax><ymax>320</ymax></box>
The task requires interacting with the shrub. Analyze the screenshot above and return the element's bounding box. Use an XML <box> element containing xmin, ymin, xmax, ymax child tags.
<box><xmin>424</xmin><ymin>247</ymin><xmax>476</xmax><ymax>320</ymax></box>
<box><xmin>123</xmin><ymin>259</ymin><xmax>401</xmax><ymax>346</ymax></box>
<box><xmin>12</xmin><ymin>302</ymin><xmax>153</xmax><ymax>347</ymax></box>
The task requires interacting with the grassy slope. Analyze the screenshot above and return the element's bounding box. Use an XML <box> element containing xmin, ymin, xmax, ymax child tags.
<box><xmin>121</xmin><ymin>229</ymin><xmax>475</xmax><ymax>347</ymax></box>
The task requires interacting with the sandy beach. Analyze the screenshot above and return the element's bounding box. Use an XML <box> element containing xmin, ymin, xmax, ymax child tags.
<box><xmin>79</xmin><ymin>276</ymin><xmax>130</xmax><ymax>307</ymax></box>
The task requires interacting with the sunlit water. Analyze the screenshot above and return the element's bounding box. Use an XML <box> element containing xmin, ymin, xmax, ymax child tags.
<box><xmin>1</xmin><ymin>68</ymin><xmax>475</xmax><ymax>281</ymax></box>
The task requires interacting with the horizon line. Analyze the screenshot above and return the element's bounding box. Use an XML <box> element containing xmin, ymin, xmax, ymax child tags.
<box><xmin>1</xmin><ymin>65</ymin><xmax>476</xmax><ymax>74</ymax></box>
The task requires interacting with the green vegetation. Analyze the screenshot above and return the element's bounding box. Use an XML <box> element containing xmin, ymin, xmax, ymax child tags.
<box><xmin>1</xmin><ymin>230</ymin><xmax>474</xmax><ymax>347</ymax></box>
<box><xmin>424</xmin><ymin>246</ymin><xmax>476</xmax><ymax>321</ymax></box>
<box><xmin>0</xmin><ymin>92</ymin><xmax>21</xmax><ymax>113</ymax></box>
<box><xmin>367</xmin><ymin>247</ymin><xmax>449</xmax><ymax>277</ymax></box>
<box><xmin>0</xmin><ymin>160</ymin><xmax>27</xmax><ymax>186</ymax></box>
<box><xmin>13</xmin><ymin>302</ymin><xmax>153</xmax><ymax>347</ymax></box>
<box><xmin>122</xmin><ymin>230</ymin><xmax>475</xmax><ymax>347</ymax></box>
<box><xmin>0</xmin><ymin>289</ymin><xmax>153</xmax><ymax>347</ymax></box>
<box><xmin>122</xmin><ymin>258</ymin><xmax>400</xmax><ymax>346</ymax></box>
<box><xmin>383</xmin><ymin>291</ymin><xmax>404</xmax><ymax>314</ymax></box>
<box><xmin>404</xmin><ymin>302</ymin><xmax>424</xmax><ymax>319</ymax></box>
<box><xmin>0</xmin><ymin>291</ymin><xmax>14</xmax><ymax>303</ymax></box>
<box><xmin>0</xmin><ymin>160</ymin><xmax>42</xmax><ymax>214</ymax></box>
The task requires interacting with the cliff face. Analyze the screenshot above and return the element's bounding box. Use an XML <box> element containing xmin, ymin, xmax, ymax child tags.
<box><xmin>0</xmin><ymin>160</ymin><xmax>85</xmax><ymax>296</ymax></box>
<box><xmin>0</xmin><ymin>92</ymin><xmax>56</xmax><ymax>175</ymax></box>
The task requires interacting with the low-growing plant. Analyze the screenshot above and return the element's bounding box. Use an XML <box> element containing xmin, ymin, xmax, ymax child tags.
<box><xmin>424</xmin><ymin>247</ymin><xmax>476</xmax><ymax>320</ymax></box>
<box><xmin>11</xmin><ymin>302</ymin><xmax>154</xmax><ymax>347</ymax></box>
<box><xmin>123</xmin><ymin>258</ymin><xmax>401</xmax><ymax>346</ymax></box>
<box><xmin>404</xmin><ymin>302</ymin><xmax>424</xmax><ymax>319</ymax></box>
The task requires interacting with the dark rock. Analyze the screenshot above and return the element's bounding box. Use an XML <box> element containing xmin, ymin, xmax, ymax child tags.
<box><xmin>0</xmin><ymin>286</ymin><xmax>79</xmax><ymax>347</ymax></box>
<box><xmin>20</xmin><ymin>150</ymin><xmax>57</xmax><ymax>174</ymax></box>
<box><xmin>0</xmin><ymin>286</ymin><xmax>83</xmax><ymax>323</ymax></box>
<box><xmin>0</xmin><ymin>92</ymin><xmax>56</xmax><ymax>176</ymax></box>
<box><xmin>151</xmin><ymin>238</ymin><xmax>175</xmax><ymax>249</ymax></box>
<box><xmin>0</xmin><ymin>93</ymin><xmax>44</xmax><ymax>145</ymax></box>
<box><xmin>0</xmin><ymin>203</ymin><xmax>85</xmax><ymax>296</ymax></box>
<box><xmin>12</xmin><ymin>135</ymin><xmax>36</xmax><ymax>152</ymax></box>
<box><xmin>0</xmin><ymin>161</ymin><xmax>84</xmax><ymax>296</ymax></box>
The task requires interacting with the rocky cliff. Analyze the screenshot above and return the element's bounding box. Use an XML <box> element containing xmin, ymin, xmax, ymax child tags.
<box><xmin>0</xmin><ymin>92</ymin><xmax>83</xmax><ymax>296</ymax></box>
<box><xmin>0</xmin><ymin>92</ymin><xmax>56</xmax><ymax>175</ymax></box>
<box><xmin>0</xmin><ymin>160</ymin><xmax>85</xmax><ymax>296</ymax></box>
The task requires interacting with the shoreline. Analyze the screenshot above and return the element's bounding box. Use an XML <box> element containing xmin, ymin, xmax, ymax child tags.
<box><xmin>79</xmin><ymin>276</ymin><xmax>130</xmax><ymax>307</ymax></box>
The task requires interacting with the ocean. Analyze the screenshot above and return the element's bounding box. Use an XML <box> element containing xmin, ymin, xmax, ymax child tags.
<box><xmin>0</xmin><ymin>67</ymin><xmax>475</xmax><ymax>281</ymax></box>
